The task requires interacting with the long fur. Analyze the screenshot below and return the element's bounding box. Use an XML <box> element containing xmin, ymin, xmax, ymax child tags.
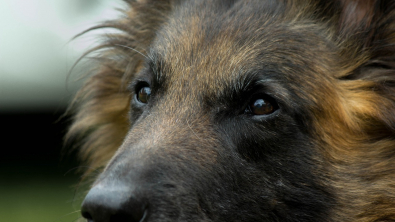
<box><xmin>67</xmin><ymin>0</ymin><xmax>395</xmax><ymax>221</ymax></box>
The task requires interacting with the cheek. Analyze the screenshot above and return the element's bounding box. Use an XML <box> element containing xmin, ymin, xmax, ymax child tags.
<box><xmin>217</xmin><ymin>114</ymin><xmax>305</xmax><ymax>161</ymax></box>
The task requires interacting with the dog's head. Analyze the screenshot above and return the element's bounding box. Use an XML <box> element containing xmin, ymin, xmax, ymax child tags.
<box><xmin>67</xmin><ymin>0</ymin><xmax>395</xmax><ymax>221</ymax></box>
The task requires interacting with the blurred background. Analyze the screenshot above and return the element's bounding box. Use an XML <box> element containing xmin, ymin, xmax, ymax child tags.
<box><xmin>0</xmin><ymin>0</ymin><xmax>123</xmax><ymax>221</ymax></box>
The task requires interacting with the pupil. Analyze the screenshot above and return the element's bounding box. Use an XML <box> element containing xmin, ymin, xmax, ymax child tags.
<box><xmin>138</xmin><ymin>87</ymin><xmax>151</xmax><ymax>103</ymax></box>
<box><xmin>252</xmin><ymin>99</ymin><xmax>273</xmax><ymax>115</ymax></box>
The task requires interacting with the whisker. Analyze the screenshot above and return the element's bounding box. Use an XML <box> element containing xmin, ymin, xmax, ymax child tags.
<box><xmin>187</xmin><ymin>120</ymin><xmax>201</xmax><ymax>140</ymax></box>
<box><xmin>114</xmin><ymin>44</ymin><xmax>149</xmax><ymax>59</ymax></box>
<box><xmin>63</xmin><ymin>166</ymin><xmax>100</xmax><ymax>176</ymax></box>
<box><xmin>52</xmin><ymin>210</ymin><xmax>82</xmax><ymax>222</ymax></box>
<box><xmin>71</xmin><ymin>216</ymin><xmax>85</xmax><ymax>222</ymax></box>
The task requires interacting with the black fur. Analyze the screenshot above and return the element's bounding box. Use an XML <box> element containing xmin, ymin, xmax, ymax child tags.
<box><xmin>70</xmin><ymin>0</ymin><xmax>395</xmax><ymax>221</ymax></box>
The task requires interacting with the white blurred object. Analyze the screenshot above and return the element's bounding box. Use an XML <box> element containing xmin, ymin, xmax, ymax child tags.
<box><xmin>0</xmin><ymin>0</ymin><xmax>124</xmax><ymax>111</ymax></box>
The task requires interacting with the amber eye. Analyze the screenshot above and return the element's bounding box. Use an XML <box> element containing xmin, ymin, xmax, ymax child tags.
<box><xmin>247</xmin><ymin>98</ymin><xmax>276</xmax><ymax>115</ymax></box>
<box><xmin>137</xmin><ymin>86</ymin><xmax>151</xmax><ymax>104</ymax></box>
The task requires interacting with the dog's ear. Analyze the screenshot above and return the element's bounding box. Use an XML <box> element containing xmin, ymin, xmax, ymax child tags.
<box><xmin>338</xmin><ymin>0</ymin><xmax>376</xmax><ymax>39</ymax></box>
<box><xmin>334</xmin><ymin>0</ymin><xmax>395</xmax><ymax>139</ymax></box>
<box><xmin>336</xmin><ymin>0</ymin><xmax>395</xmax><ymax>63</ymax></box>
<box><xmin>66</xmin><ymin>0</ymin><xmax>175</xmax><ymax>175</ymax></box>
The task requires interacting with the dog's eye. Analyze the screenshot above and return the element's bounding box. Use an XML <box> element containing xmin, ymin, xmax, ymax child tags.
<box><xmin>246</xmin><ymin>97</ymin><xmax>277</xmax><ymax>115</ymax></box>
<box><xmin>137</xmin><ymin>86</ymin><xmax>151</xmax><ymax>104</ymax></box>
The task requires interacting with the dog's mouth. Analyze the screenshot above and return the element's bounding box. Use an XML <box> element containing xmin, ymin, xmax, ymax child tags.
<box><xmin>139</xmin><ymin>208</ymin><xmax>148</xmax><ymax>222</ymax></box>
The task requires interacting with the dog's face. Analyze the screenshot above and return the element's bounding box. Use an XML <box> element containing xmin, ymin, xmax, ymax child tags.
<box><xmin>70</xmin><ymin>0</ymin><xmax>395</xmax><ymax>222</ymax></box>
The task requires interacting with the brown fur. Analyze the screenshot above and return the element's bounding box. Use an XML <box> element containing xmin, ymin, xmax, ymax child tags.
<box><xmin>67</xmin><ymin>0</ymin><xmax>395</xmax><ymax>221</ymax></box>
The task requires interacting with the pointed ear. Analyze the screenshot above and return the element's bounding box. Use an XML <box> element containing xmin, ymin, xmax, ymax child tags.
<box><xmin>337</xmin><ymin>0</ymin><xmax>395</xmax><ymax>59</ymax></box>
<box><xmin>336</xmin><ymin>0</ymin><xmax>395</xmax><ymax>137</ymax></box>
<box><xmin>338</xmin><ymin>0</ymin><xmax>375</xmax><ymax>36</ymax></box>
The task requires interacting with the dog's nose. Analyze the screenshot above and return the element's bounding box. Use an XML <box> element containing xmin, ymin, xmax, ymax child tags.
<box><xmin>81</xmin><ymin>184</ymin><xmax>147</xmax><ymax>222</ymax></box>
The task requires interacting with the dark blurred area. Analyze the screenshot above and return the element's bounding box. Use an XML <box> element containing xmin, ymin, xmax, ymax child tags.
<box><xmin>1</xmin><ymin>110</ymin><xmax>72</xmax><ymax>166</ymax></box>
<box><xmin>0</xmin><ymin>0</ymin><xmax>123</xmax><ymax>221</ymax></box>
<box><xmin>0</xmin><ymin>109</ymin><xmax>84</xmax><ymax>222</ymax></box>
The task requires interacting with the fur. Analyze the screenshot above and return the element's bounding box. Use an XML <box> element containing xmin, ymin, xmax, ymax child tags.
<box><xmin>67</xmin><ymin>0</ymin><xmax>395</xmax><ymax>221</ymax></box>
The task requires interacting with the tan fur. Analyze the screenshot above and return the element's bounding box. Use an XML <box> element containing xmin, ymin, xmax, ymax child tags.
<box><xmin>68</xmin><ymin>0</ymin><xmax>395</xmax><ymax>221</ymax></box>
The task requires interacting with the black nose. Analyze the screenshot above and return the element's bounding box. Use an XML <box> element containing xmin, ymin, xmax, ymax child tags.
<box><xmin>81</xmin><ymin>184</ymin><xmax>147</xmax><ymax>222</ymax></box>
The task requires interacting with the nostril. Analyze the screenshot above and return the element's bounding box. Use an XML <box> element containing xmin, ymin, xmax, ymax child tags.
<box><xmin>111</xmin><ymin>208</ymin><xmax>147</xmax><ymax>222</ymax></box>
<box><xmin>81</xmin><ymin>184</ymin><xmax>148</xmax><ymax>222</ymax></box>
<box><xmin>81</xmin><ymin>210</ymin><xmax>93</xmax><ymax>221</ymax></box>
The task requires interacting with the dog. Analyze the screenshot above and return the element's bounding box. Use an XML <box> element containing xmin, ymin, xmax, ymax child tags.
<box><xmin>67</xmin><ymin>0</ymin><xmax>395</xmax><ymax>221</ymax></box>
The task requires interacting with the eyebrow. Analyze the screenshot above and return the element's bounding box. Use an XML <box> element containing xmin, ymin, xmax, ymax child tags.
<box><xmin>234</xmin><ymin>67</ymin><xmax>281</xmax><ymax>91</ymax></box>
<box><xmin>146</xmin><ymin>52</ymin><xmax>165</xmax><ymax>84</ymax></box>
<box><xmin>127</xmin><ymin>52</ymin><xmax>168</xmax><ymax>93</ymax></box>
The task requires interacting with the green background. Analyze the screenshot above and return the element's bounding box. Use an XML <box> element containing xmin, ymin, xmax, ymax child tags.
<box><xmin>1</xmin><ymin>166</ymin><xmax>82</xmax><ymax>222</ymax></box>
<box><xmin>1</xmin><ymin>112</ymin><xmax>85</xmax><ymax>222</ymax></box>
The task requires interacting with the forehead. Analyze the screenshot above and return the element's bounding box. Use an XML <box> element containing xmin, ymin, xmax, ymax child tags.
<box><xmin>148</xmin><ymin>0</ymin><xmax>335</xmax><ymax>98</ymax></box>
